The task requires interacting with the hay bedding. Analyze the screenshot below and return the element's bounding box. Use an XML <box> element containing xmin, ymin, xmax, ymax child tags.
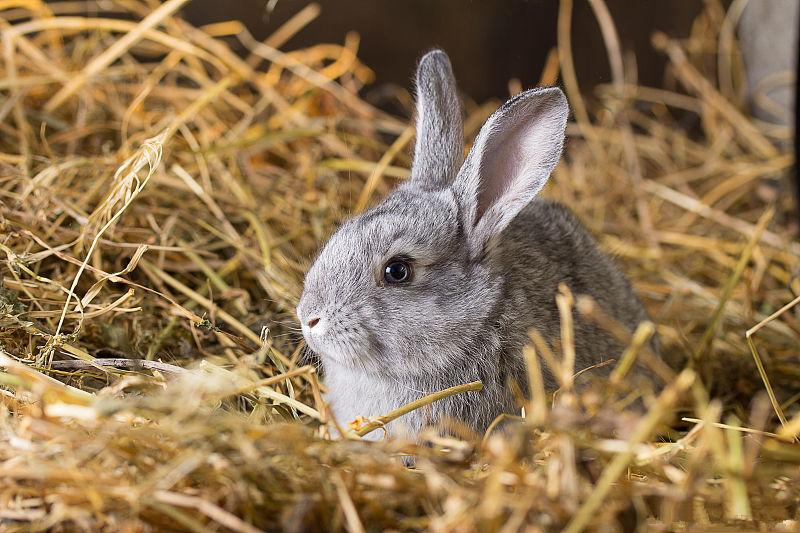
<box><xmin>0</xmin><ymin>0</ymin><xmax>798</xmax><ymax>531</ymax></box>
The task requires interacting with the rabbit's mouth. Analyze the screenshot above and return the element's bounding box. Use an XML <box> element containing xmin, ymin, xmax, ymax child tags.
<box><xmin>302</xmin><ymin>323</ymin><xmax>374</xmax><ymax>369</ymax></box>
<box><xmin>310</xmin><ymin>339</ymin><xmax>370</xmax><ymax>370</ymax></box>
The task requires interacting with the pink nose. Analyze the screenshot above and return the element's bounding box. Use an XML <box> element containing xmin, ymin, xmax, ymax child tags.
<box><xmin>307</xmin><ymin>317</ymin><xmax>320</xmax><ymax>328</ymax></box>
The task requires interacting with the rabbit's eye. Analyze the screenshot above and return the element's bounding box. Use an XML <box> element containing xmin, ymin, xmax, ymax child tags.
<box><xmin>383</xmin><ymin>259</ymin><xmax>412</xmax><ymax>284</ymax></box>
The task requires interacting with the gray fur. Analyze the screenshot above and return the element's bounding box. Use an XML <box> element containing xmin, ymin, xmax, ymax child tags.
<box><xmin>297</xmin><ymin>50</ymin><xmax>652</xmax><ymax>441</ymax></box>
<box><xmin>411</xmin><ymin>50</ymin><xmax>464</xmax><ymax>190</ymax></box>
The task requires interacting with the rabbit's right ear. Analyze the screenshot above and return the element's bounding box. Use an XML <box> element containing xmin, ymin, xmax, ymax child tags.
<box><xmin>410</xmin><ymin>50</ymin><xmax>464</xmax><ymax>191</ymax></box>
<box><xmin>453</xmin><ymin>87</ymin><xmax>569</xmax><ymax>257</ymax></box>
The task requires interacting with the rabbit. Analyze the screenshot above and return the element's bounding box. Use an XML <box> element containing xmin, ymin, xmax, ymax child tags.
<box><xmin>296</xmin><ymin>49</ymin><xmax>654</xmax><ymax>441</ymax></box>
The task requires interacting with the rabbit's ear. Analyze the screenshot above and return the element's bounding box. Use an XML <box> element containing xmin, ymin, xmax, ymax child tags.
<box><xmin>453</xmin><ymin>87</ymin><xmax>569</xmax><ymax>256</ymax></box>
<box><xmin>410</xmin><ymin>50</ymin><xmax>464</xmax><ymax>191</ymax></box>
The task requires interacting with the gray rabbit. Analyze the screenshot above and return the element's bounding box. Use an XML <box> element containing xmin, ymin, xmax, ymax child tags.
<box><xmin>297</xmin><ymin>50</ymin><xmax>652</xmax><ymax>440</ymax></box>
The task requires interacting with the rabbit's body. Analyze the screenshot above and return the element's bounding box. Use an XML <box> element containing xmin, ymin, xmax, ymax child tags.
<box><xmin>320</xmin><ymin>197</ymin><xmax>646</xmax><ymax>439</ymax></box>
<box><xmin>297</xmin><ymin>50</ymin><xmax>654</xmax><ymax>441</ymax></box>
<box><xmin>497</xmin><ymin>198</ymin><xmax>651</xmax><ymax>388</ymax></box>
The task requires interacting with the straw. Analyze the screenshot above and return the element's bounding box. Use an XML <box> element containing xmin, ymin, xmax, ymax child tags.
<box><xmin>0</xmin><ymin>1</ymin><xmax>797</xmax><ymax>530</ymax></box>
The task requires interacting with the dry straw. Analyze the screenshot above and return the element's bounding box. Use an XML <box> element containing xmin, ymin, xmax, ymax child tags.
<box><xmin>0</xmin><ymin>0</ymin><xmax>798</xmax><ymax>531</ymax></box>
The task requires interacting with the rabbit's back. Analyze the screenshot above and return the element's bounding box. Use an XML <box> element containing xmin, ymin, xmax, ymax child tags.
<box><xmin>495</xmin><ymin>198</ymin><xmax>651</xmax><ymax>387</ymax></box>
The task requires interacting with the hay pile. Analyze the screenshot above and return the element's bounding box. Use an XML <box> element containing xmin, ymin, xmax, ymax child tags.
<box><xmin>1</xmin><ymin>0</ymin><xmax>798</xmax><ymax>530</ymax></box>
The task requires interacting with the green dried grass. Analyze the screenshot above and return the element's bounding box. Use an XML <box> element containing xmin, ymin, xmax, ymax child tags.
<box><xmin>0</xmin><ymin>0</ymin><xmax>799</xmax><ymax>531</ymax></box>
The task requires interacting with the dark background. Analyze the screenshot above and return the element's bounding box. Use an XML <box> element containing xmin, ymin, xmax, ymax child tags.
<box><xmin>184</xmin><ymin>0</ymin><xmax>707</xmax><ymax>102</ymax></box>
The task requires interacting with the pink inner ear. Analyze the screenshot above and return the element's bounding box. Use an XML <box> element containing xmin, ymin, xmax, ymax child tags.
<box><xmin>475</xmin><ymin>115</ymin><xmax>535</xmax><ymax>221</ymax></box>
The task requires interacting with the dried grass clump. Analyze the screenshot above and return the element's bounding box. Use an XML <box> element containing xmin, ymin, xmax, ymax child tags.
<box><xmin>1</xmin><ymin>0</ymin><xmax>799</xmax><ymax>531</ymax></box>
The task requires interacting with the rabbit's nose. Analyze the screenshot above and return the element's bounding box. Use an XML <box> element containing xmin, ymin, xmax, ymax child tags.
<box><xmin>303</xmin><ymin>315</ymin><xmax>327</xmax><ymax>336</ymax></box>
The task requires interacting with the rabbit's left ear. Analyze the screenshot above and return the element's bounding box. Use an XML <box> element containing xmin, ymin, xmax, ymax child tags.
<box><xmin>410</xmin><ymin>50</ymin><xmax>464</xmax><ymax>191</ymax></box>
<box><xmin>453</xmin><ymin>87</ymin><xmax>569</xmax><ymax>256</ymax></box>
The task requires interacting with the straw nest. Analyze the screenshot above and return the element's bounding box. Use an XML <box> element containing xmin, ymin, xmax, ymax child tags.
<box><xmin>1</xmin><ymin>0</ymin><xmax>798</xmax><ymax>531</ymax></box>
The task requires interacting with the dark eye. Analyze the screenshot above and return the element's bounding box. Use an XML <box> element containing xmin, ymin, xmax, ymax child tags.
<box><xmin>383</xmin><ymin>259</ymin><xmax>412</xmax><ymax>284</ymax></box>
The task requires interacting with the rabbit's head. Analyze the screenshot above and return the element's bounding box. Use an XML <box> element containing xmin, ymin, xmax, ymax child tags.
<box><xmin>297</xmin><ymin>50</ymin><xmax>569</xmax><ymax>378</ymax></box>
